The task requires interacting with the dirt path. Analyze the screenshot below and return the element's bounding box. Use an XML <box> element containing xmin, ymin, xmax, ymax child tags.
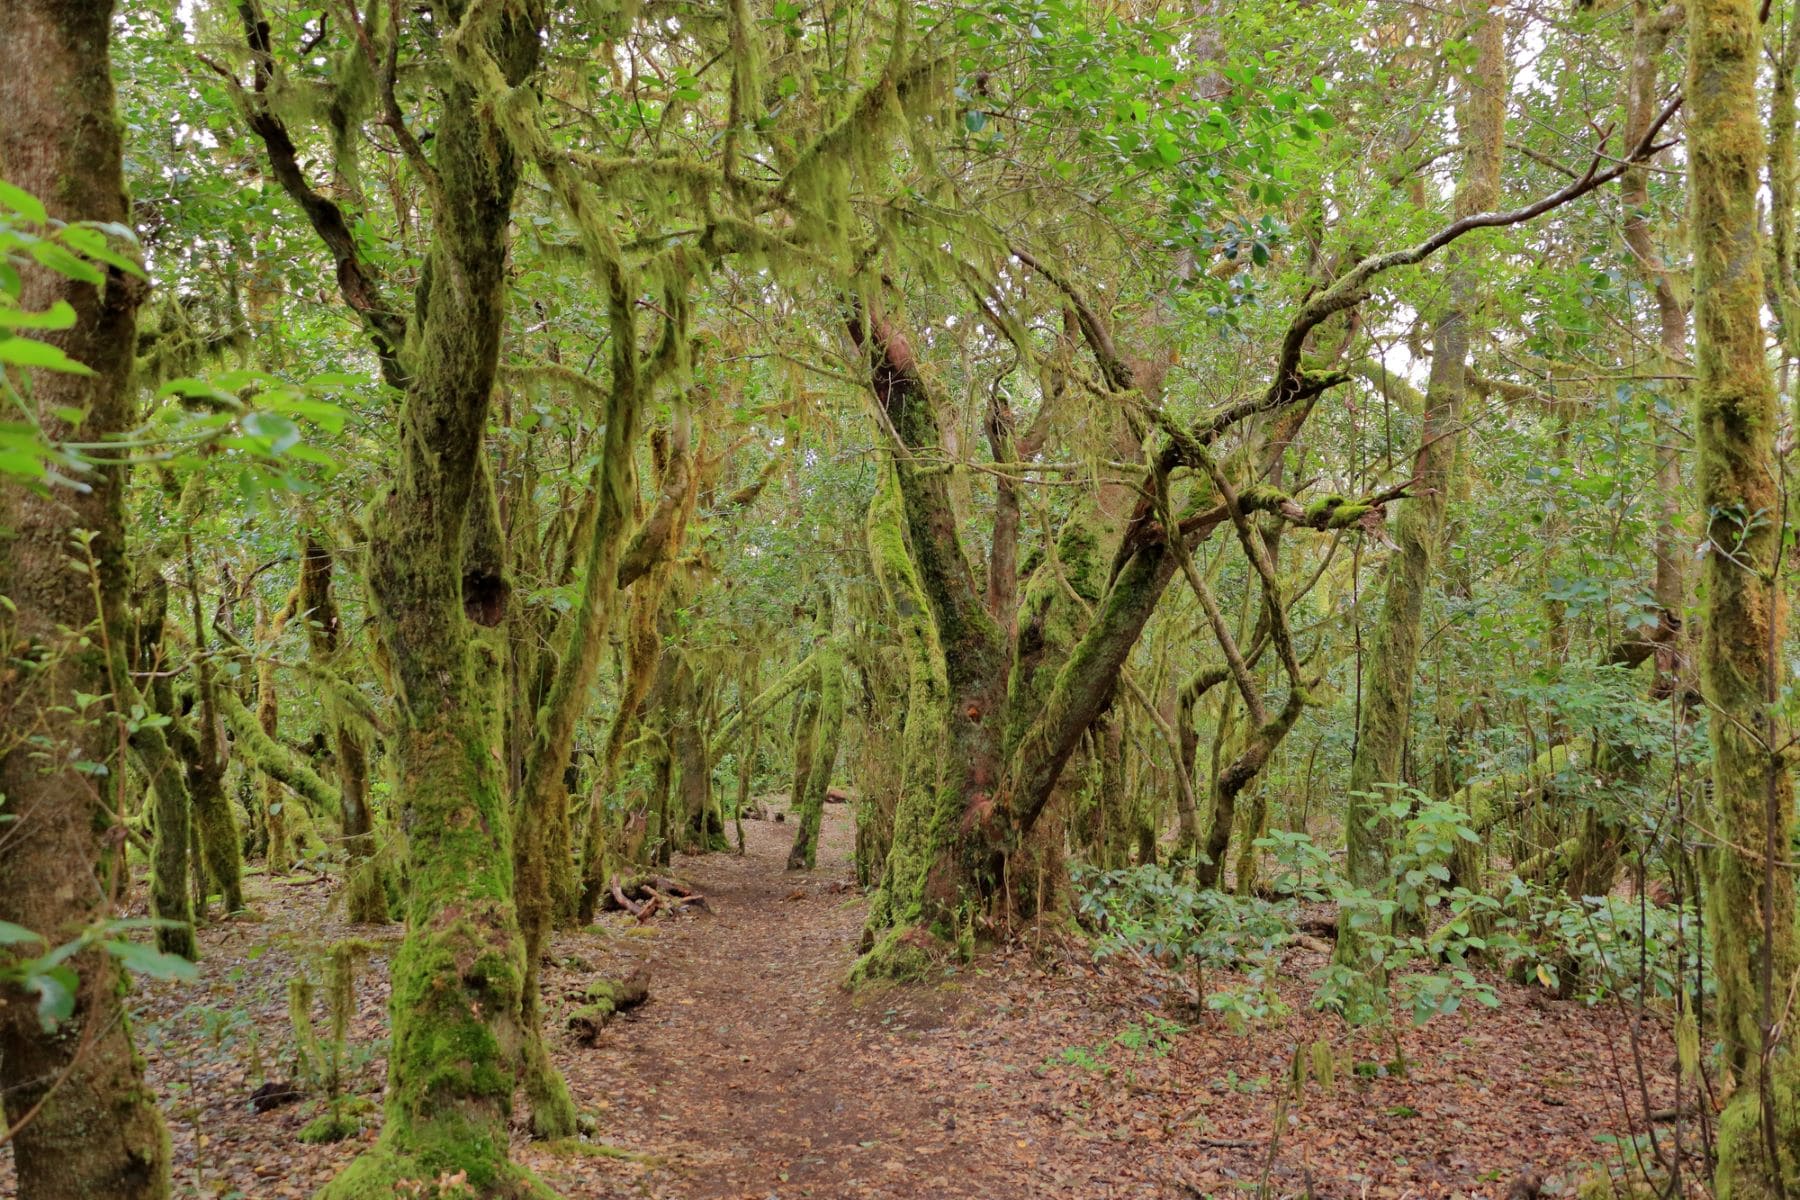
<box><xmin>533</xmin><ymin>804</ymin><xmax>1035</xmax><ymax>1199</ymax></box>
<box><xmin>10</xmin><ymin>801</ymin><xmax>1684</xmax><ymax>1200</ymax></box>
<box><xmin>526</xmin><ymin>805</ymin><xmax>1685</xmax><ymax>1200</ymax></box>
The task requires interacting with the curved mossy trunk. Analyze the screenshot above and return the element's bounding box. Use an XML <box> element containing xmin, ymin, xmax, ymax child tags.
<box><xmin>1174</xmin><ymin>667</ymin><xmax>1226</xmax><ymax>865</ymax></box>
<box><xmin>315</xmin><ymin>2</ymin><xmax>546</xmax><ymax>1194</ymax></box>
<box><xmin>1337</xmin><ymin>0</ymin><xmax>1505</xmax><ymax>975</ymax></box>
<box><xmin>788</xmin><ymin>638</ymin><xmax>845</xmax><ymax>870</ymax></box>
<box><xmin>1447</xmin><ymin>740</ymin><xmax>1585</xmax><ymax>892</ymax></box>
<box><xmin>673</xmin><ymin>693</ymin><xmax>727</xmax><ymax>853</ymax></box>
<box><xmin>141</xmin><ymin>742</ymin><xmax>197</xmax><ymax>958</ymax></box>
<box><xmin>175</xmin><ymin>716</ymin><xmax>241</xmax><ymax>916</ymax></box>
<box><xmin>1233</xmin><ymin>785</ymin><xmax>1270</xmax><ymax>897</ymax></box>
<box><xmin>301</xmin><ymin>534</ymin><xmax>387</xmax><ymax>923</ymax></box>
<box><xmin>131</xmin><ymin>570</ymin><xmax>197</xmax><ymax>958</ymax></box>
<box><xmin>787</xmin><ymin>663</ymin><xmax>824</xmax><ymax>816</ymax></box>
<box><xmin>854</xmin><ymin>464</ymin><xmax>954</xmax><ymax>979</ymax></box>
<box><xmin>1687</xmin><ymin>0</ymin><xmax>1800</xmax><ymax>1192</ymax></box>
<box><xmin>1005</xmin><ymin>517</ymin><xmax>1110</xmax><ymax>914</ymax></box>
<box><xmin>577</xmin><ymin>581</ymin><xmax>667</xmax><ymax>922</ymax></box>
<box><xmin>850</xmin><ymin>295</ymin><xmax>1322</xmax><ymax>973</ymax></box>
<box><xmin>1194</xmin><ymin>693</ymin><xmax>1242</xmax><ymax>891</ymax></box>
<box><xmin>511</xmin><ymin>391</ymin><xmax>663</xmax><ymax>1141</ymax></box>
<box><xmin>647</xmin><ymin>736</ymin><xmax>676</xmax><ymax>868</ymax></box>
<box><xmin>0</xmin><ymin>2</ymin><xmax>174</xmax><ymax>1195</ymax></box>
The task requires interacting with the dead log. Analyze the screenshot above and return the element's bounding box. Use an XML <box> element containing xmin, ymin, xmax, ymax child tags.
<box><xmin>608</xmin><ymin>873</ymin><xmax>644</xmax><ymax>917</ymax></box>
<box><xmin>566</xmin><ymin>967</ymin><xmax>650</xmax><ymax>1045</ymax></box>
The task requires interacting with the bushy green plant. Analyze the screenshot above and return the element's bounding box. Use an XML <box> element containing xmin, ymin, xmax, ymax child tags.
<box><xmin>1072</xmin><ymin>862</ymin><xmax>1293</xmax><ymax>1027</ymax></box>
<box><xmin>1497</xmin><ymin>880</ymin><xmax>1702</xmax><ymax>1005</ymax></box>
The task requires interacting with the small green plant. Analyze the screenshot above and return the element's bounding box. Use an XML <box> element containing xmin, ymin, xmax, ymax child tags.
<box><xmin>1049</xmin><ymin>1015</ymin><xmax>1188</xmax><ymax>1075</ymax></box>
<box><xmin>1499</xmin><ymin>881</ymin><xmax>1701</xmax><ymax>1005</ymax></box>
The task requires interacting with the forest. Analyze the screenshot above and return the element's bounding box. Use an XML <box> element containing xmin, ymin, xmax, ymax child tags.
<box><xmin>0</xmin><ymin>0</ymin><xmax>1797</xmax><ymax>1197</ymax></box>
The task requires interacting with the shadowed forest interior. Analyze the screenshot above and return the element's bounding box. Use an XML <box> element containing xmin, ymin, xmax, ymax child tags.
<box><xmin>1</xmin><ymin>0</ymin><xmax>1798</xmax><ymax>1197</ymax></box>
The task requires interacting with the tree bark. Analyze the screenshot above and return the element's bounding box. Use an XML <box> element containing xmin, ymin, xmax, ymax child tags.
<box><xmin>0</xmin><ymin>1</ymin><xmax>172</xmax><ymax>1195</ymax></box>
<box><xmin>1687</xmin><ymin>0</ymin><xmax>1800</xmax><ymax>1191</ymax></box>
<box><xmin>300</xmin><ymin>534</ymin><xmax>387</xmax><ymax>923</ymax></box>
<box><xmin>788</xmin><ymin>624</ymin><xmax>845</xmax><ymax>871</ymax></box>
<box><xmin>314</xmin><ymin>2</ymin><xmax>547</xmax><ymax>1193</ymax></box>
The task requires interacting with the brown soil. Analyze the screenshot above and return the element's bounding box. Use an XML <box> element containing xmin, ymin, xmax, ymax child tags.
<box><xmin>1</xmin><ymin>804</ymin><xmax>1689</xmax><ymax>1199</ymax></box>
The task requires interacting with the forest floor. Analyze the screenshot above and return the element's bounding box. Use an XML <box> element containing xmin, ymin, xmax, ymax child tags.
<box><xmin>5</xmin><ymin>804</ymin><xmax>1689</xmax><ymax>1200</ymax></box>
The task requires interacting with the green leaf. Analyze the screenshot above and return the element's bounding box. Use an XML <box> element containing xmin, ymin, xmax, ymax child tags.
<box><xmin>0</xmin><ymin>919</ymin><xmax>44</xmax><ymax>947</ymax></box>
<box><xmin>28</xmin><ymin>965</ymin><xmax>78</xmax><ymax>1031</ymax></box>
<box><xmin>0</xmin><ymin>179</ymin><xmax>48</xmax><ymax>225</ymax></box>
<box><xmin>0</xmin><ymin>335</ymin><xmax>94</xmax><ymax>374</ymax></box>
<box><xmin>28</xmin><ymin>240</ymin><xmax>104</xmax><ymax>286</ymax></box>
<box><xmin>0</xmin><ymin>447</ymin><xmax>48</xmax><ymax>479</ymax></box>
<box><xmin>104</xmin><ymin>939</ymin><xmax>199</xmax><ymax>982</ymax></box>
<box><xmin>0</xmin><ymin>300</ymin><xmax>77</xmax><ymax>330</ymax></box>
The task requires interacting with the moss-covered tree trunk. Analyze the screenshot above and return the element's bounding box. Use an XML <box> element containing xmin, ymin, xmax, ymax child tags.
<box><xmin>1687</xmin><ymin>0</ymin><xmax>1800</xmax><ymax>1191</ymax></box>
<box><xmin>0</xmin><ymin>2</ymin><xmax>173</xmax><ymax>1195</ymax></box>
<box><xmin>315</xmin><ymin>2</ymin><xmax>547</xmax><ymax>1193</ymax></box>
<box><xmin>125</xmin><ymin>564</ymin><xmax>198</xmax><ymax>957</ymax></box>
<box><xmin>1338</xmin><ymin>0</ymin><xmax>1505</xmax><ymax>963</ymax></box>
<box><xmin>850</xmin><ymin>291</ymin><xmax>1326</xmax><ymax>974</ymax></box>
<box><xmin>577</xmin><ymin>574</ymin><xmax>667</xmax><ymax>921</ymax></box>
<box><xmin>254</xmin><ymin>594</ymin><xmax>289</xmax><ymax>876</ymax></box>
<box><xmin>300</xmin><ymin>534</ymin><xmax>387</xmax><ymax>923</ymax></box>
<box><xmin>671</xmin><ymin>666</ymin><xmax>726</xmax><ymax>854</ymax></box>
<box><xmin>510</xmin><ymin>368</ymin><xmax>666</xmax><ymax>1141</ymax></box>
<box><xmin>854</xmin><ymin>464</ymin><xmax>954</xmax><ymax>977</ymax></box>
<box><xmin>734</xmin><ymin>658</ymin><xmax>761</xmax><ymax>855</ymax></box>
<box><xmin>788</xmin><ymin>635</ymin><xmax>845</xmax><ymax>871</ymax></box>
<box><xmin>847</xmin><ymin>309</ymin><xmax>1012</xmax><ymax>974</ymax></box>
<box><xmin>179</xmin><ymin>503</ymin><xmax>243</xmax><ymax>915</ymax></box>
<box><xmin>787</xmin><ymin>662</ymin><xmax>824</xmax><ymax>816</ymax></box>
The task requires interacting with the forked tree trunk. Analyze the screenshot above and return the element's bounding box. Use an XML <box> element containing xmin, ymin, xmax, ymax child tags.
<box><xmin>315</xmin><ymin>2</ymin><xmax>546</xmax><ymax>1193</ymax></box>
<box><xmin>0</xmin><ymin>2</ymin><xmax>172</xmax><ymax>1195</ymax></box>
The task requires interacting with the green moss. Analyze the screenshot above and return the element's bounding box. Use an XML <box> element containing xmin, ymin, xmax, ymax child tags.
<box><xmin>1687</xmin><ymin>2</ymin><xmax>1800</xmax><ymax>1191</ymax></box>
<box><xmin>299</xmin><ymin>1097</ymin><xmax>375</xmax><ymax>1145</ymax></box>
<box><xmin>855</xmin><ymin>465</ymin><xmax>957</xmax><ymax>951</ymax></box>
<box><xmin>1715</xmin><ymin>1062</ymin><xmax>1800</xmax><ymax>1199</ymax></box>
<box><xmin>788</xmin><ymin>632</ymin><xmax>845</xmax><ymax>871</ymax></box>
<box><xmin>218</xmin><ymin>687</ymin><xmax>343</xmax><ymax>814</ymax></box>
<box><xmin>1239</xmin><ymin>483</ymin><xmax>1290</xmax><ymax>512</ymax></box>
<box><xmin>1322</xmin><ymin>503</ymin><xmax>1373</xmax><ymax>528</ymax></box>
<box><xmin>848</xmin><ymin>924</ymin><xmax>939</xmax><ymax>986</ymax></box>
<box><xmin>1302</xmin><ymin>493</ymin><xmax>1346</xmax><ymax>522</ymax></box>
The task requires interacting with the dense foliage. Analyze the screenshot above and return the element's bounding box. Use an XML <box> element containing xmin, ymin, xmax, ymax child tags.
<box><xmin>2</xmin><ymin>0</ymin><xmax>1799</xmax><ymax>1197</ymax></box>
